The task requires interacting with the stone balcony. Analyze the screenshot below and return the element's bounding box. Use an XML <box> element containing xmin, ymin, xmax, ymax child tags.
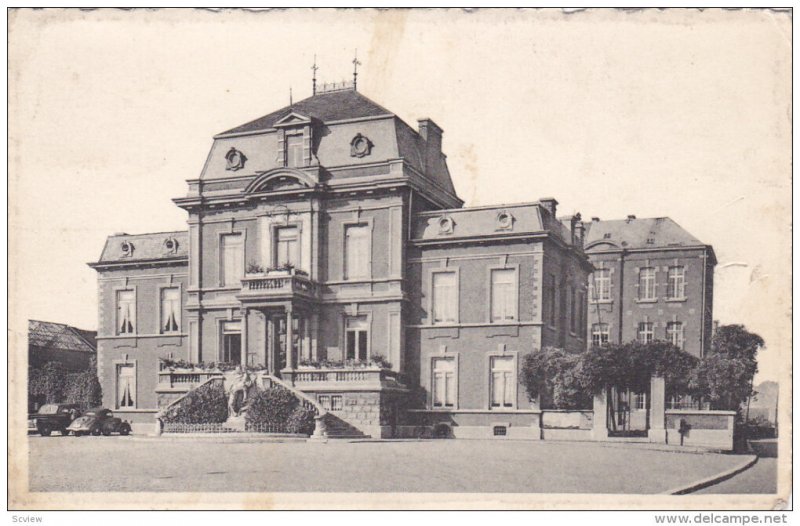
<box><xmin>238</xmin><ymin>269</ymin><xmax>320</xmax><ymax>303</ymax></box>
<box><xmin>282</xmin><ymin>366</ymin><xmax>407</xmax><ymax>392</ymax></box>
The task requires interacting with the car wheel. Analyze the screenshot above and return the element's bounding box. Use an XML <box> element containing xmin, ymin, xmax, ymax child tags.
<box><xmin>74</xmin><ymin>431</ymin><xmax>83</xmax><ymax>437</ymax></box>
<box><xmin>102</xmin><ymin>428</ymin><xmax>111</xmax><ymax>436</ymax></box>
<box><xmin>60</xmin><ymin>429</ymin><xmax>69</xmax><ymax>436</ymax></box>
<box><xmin>120</xmin><ymin>424</ymin><xmax>131</xmax><ymax>436</ymax></box>
<box><xmin>39</xmin><ymin>424</ymin><xmax>52</xmax><ymax>436</ymax></box>
<box><xmin>91</xmin><ymin>427</ymin><xmax>101</xmax><ymax>436</ymax></box>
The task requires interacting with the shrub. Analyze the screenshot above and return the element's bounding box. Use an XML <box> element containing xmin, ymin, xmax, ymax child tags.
<box><xmin>161</xmin><ymin>381</ymin><xmax>228</xmax><ymax>424</ymax></box>
<box><xmin>520</xmin><ymin>348</ymin><xmax>592</xmax><ymax>409</ymax></box>
<box><xmin>286</xmin><ymin>406</ymin><xmax>316</xmax><ymax>435</ymax></box>
<box><xmin>245</xmin><ymin>387</ymin><xmax>299</xmax><ymax>426</ymax></box>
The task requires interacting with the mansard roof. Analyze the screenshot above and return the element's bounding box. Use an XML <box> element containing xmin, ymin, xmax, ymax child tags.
<box><xmin>583</xmin><ymin>217</ymin><xmax>710</xmax><ymax>254</ymax></box>
<box><xmin>92</xmin><ymin>230</ymin><xmax>188</xmax><ymax>266</ymax></box>
<box><xmin>218</xmin><ymin>90</ymin><xmax>393</xmax><ymax>136</ymax></box>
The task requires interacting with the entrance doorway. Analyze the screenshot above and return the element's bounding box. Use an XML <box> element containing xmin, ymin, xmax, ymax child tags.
<box><xmin>608</xmin><ymin>387</ymin><xmax>650</xmax><ymax>437</ymax></box>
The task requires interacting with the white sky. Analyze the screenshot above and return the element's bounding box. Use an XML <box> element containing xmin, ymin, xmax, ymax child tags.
<box><xmin>9</xmin><ymin>8</ymin><xmax>791</xmax><ymax>384</ymax></box>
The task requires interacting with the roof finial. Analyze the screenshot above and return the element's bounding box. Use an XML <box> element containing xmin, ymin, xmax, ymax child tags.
<box><xmin>289</xmin><ymin>86</ymin><xmax>293</xmax><ymax>106</ymax></box>
<box><xmin>352</xmin><ymin>49</ymin><xmax>362</xmax><ymax>91</ymax></box>
<box><xmin>311</xmin><ymin>54</ymin><xmax>319</xmax><ymax>95</ymax></box>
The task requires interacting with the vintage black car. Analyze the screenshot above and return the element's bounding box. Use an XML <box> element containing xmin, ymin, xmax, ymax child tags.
<box><xmin>66</xmin><ymin>408</ymin><xmax>132</xmax><ymax>437</ymax></box>
<box><xmin>28</xmin><ymin>403</ymin><xmax>82</xmax><ymax>436</ymax></box>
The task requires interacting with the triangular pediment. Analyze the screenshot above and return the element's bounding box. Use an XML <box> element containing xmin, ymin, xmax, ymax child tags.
<box><xmin>274</xmin><ymin>111</ymin><xmax>311</xmax><ymax>127</ymax></box>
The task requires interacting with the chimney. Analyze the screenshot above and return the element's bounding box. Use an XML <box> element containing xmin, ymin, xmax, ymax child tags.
<box><xmin>539</xmin><ymin>197</ymin><xmax>558</xmax><ymax>217</ymax></box>
<box><xmin>626</xmin><ymin>214</ymin><xmax>636</xmax><ymax>222</ymax></box>
<box><xmin>418</xmin><ymin>118</ymin><xmax>443</xmax><ymax>174</ymax></box>
<box><xmin>570</xmin><ymin>213</ymin><xmax>584</xmax><ymax>248</ymax></box>
<box><xmin>591</xmin><ymin>217</ymin><xmax>600</xmax><ymax>222</ymax></box>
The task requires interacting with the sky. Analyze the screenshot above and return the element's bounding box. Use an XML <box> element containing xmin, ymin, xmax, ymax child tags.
<box><xmin>9</xmin><ymin>8</ymin><xmax>791</xmax><ymax>384</ymax></box>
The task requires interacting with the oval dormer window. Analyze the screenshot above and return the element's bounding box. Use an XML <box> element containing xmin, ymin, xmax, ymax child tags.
<box><xmin>496</xmin><ymin>210</ymin><xmax>514</xmax><ymax>231</ymax></box>
<box><xmin>121</xmin><ymin>241</ymin><xmax>134</xmax><ymax>257</ymax></box>
<box><xmin>164</xmin><ymin>237</ymin><xmax>179</xmax><ymax>254</ymax></box>
<box><xmin>438</xmin><ymin>215</ymin><xmax>454</xmax><ymax>235</ymax></box>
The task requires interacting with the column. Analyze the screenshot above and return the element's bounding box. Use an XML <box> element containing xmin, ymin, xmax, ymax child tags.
<box><xmin>286</xmin><ymin>304</ymin><xmax>295</xmax><ymax>370</ymax></box>
<box><xmin>267</xmin><ymin>316</ymin><xmax>275</xmax><ymax>375</ymax></box>
<box><xmin>591</xmin><ymin>388</ymin><xmax>609</xmax><ymax>441</ymax></box>
<box><xmin>240</xmin><ymin>307</ymin><xmax>248</xmax><ymax>368</ymax></box>
<box><xmin>310</xmin><ymin>313</ymin><xmax>319</xmax><ymax>361</ymax></box>
<box><xmin>302</xmin><ymin>313</ymin><xmax>311</xmax><ymax>361</ymax></box>
<box><xmin>648</xmin><ymin>376</ymin><xmax>666</xmax><ymax>443</ymax></box>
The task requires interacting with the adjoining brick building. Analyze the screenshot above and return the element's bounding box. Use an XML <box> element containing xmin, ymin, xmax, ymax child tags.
<box><xmin>583</xmin><ymin>216</ymin><xmax>716</xmax><ymax>419</ymax></box>
<box><xmin>89</xmin><ymin>85</ymin><xmax>594</xmax><ymax>437</ymax></box>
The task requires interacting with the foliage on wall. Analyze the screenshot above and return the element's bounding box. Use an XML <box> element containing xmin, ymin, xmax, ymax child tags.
<box><xmin>520</xmin><ymin>347</ymin><xmax>592</xmax><ymax>409</ymax></box>
<box><xmin>29</xmin><ymin>360</ymin><xmax>104</xmax><ymax>410</ymax></box>
<box><xmin>63</xmin><ymin>358</ymin><xmax>103</xmax><ymax>409</ymax></box>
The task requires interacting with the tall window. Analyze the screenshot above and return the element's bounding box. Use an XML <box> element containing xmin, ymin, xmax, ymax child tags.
<box><xmin>667</xmin><ymin>266</ymin><xmax>686</xmax><ymax>299</ymax></box>
<box><xmin>345</xmin><ymin>316</ymin><xmax>368</xmax><ymax>361</ymax></box>
<box><xmin>432</xmin><ymin>271</ymin><xmax>457</xmax><ymax>324</ymax></box>
<box><xmin>577</xmin><ymin>291</ymin><xmax>586</xmax><ymax>337</ymax></box>
<box><xmin>490</xmin><ymin>356</ymin><xmax>515</xmax><ymax>409</ymax></box>
<box><xmin>116</xmin><ymin>363</ymin><xmax>136</xmax><ymax>409</ymax></box>
<box><xmin>221</xmin><ymin>321</ymin><xmax>242</xmax><ymax>364</ymax></box>
<box><xmin>161</xmin><ymin>287</ymin><xmax>180</xmax><ymax>333</ymax></box>
<box><xmin>591</xmin><ymin>323</ymin><xmax>610</xmax><ymax>347</ymax></box>
<box><xmin>287</xmin><ymin>134</ymin><xmax>304</xmax><ymax>168</ymax></box>
<box><xmin>638</xmin><ymin>267</ymin><xmax>656</xmax><ymax>300</ymax></box>
<box><xmin>116</xmin><ymin>290</ymin><xmax>135</xmax><ymax>335</ymax></box>
<box><xmin>593</xmin><ymin>269</ymin><xmax>611</xmax><ymax>301</ymax></box>
<box><xmin>432</xmin><ymin>358</ymin><xmax>457</xmax><ymax>408</ymax></box>
<box><xmin>344</xmin><ymin>224</ymin><xmax>370</xmax><ymax>279</ymax></box>
<box><xmin>490</xmin><ymin>268</ymin><xmax>517</xmax><ymax>322</ymax></box>
<box><xmin>638</xmin><ymin>322</ymin><xmax>654</xmax><ymax>343</ymax></box>
<box><xmin>547</xmin><ymin>274</ymin><xmax>557</xmax><ymax>327</ymax></box>
<box><xmin>666</xmin><ymin>321</ymin><xmax>684</xmax><ymax>349</ymax></box>
<box><xmin>274</xmin><ymin>226</ymin><xmax>299</xmax><ymax>267</ymax></box>
<box><xmin>220</xmin><ymin>233</ymin><xmax>243</xmax><ymax>286</ymax></box>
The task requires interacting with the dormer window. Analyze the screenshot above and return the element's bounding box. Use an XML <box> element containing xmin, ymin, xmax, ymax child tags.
<box><xmin>286</xmin><ymin>134</ymin><xmax>304</xmax><ymax>168</ymax></box>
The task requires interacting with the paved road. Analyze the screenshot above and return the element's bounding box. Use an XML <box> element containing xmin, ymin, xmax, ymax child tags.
<box><xmin>696</xmin><ymin>440</ymin><xmax>778</xmax><ymax>494</ymax></box>
<box><xmin>29</xmin><ymin>436</ymin><xmax>750</xmax><ymax>494</ymax></box>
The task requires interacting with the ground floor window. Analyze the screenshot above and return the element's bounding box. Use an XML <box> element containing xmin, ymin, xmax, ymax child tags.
<box><xmin>432</xmin><ymin>357</ymin><xmax>457</xmax><ymax>408</ymax></box>
<box><xmin>221</xmin><ymin>321</ymin><xmax>242</xmax><ymax>364</ymax></box>
<box><xmin>345</xmin><ymin>316</ymin><xmax>368</xmax><ymax>361</ymax></box>
<box><xmin>591</xmin><ymin>323</ymin><xmax>610</xmax><ymax>346</ymax></box>
<box><xmin>490</xmin><ymin>355</ymin><xmax>515</xmax><ymax>409</ymax></box>
<box><xmin>116</xmin><ymin>363</ymin><xmax>136</xmax><ymax>409</ymax></box>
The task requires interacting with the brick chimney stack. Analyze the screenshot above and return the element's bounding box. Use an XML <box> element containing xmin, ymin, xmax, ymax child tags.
<box><xmin>570</xmin><ymin>213</ymin><xmax>584</xmax><ymax>247</ymax></box>
<box><xmin>418</xmin><ymin>118</ymin><xmax>443</xmax><ymax>175</ymax></box>
<box><xmin>539</xmin><ymin>198</ymin><xmax>558</xmax><ymax>217</ymax></box>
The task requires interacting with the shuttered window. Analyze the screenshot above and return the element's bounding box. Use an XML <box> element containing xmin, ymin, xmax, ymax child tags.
<box><xmin>432</xmin><ymin>358</ymin><xmax>457</xmax><ymax>407</ymax></box>
<box><xmin>221</xmin><ymin>234</ymin><xmax>243</xmax><ymax>286</ymax></box>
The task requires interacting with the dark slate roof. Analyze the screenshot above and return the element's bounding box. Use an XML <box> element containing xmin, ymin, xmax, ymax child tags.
<box><xmin>96</xmin><ymin>230</ymin><xmax>188</xmax><ymax>264</ymax></box>
<box><xmin>583</xmin><ymin>217</ymin><xmax>705</xmax><ymax>251</ymax></box>
<box><xmin>219</xmin><ymin>90</ymin><xmax>394</xmax><ymax>136</ymax></box>
<box><xmin>29</xmin><ymin>320</ymin><xmax>96</xmax><ymax>354</ymax></box>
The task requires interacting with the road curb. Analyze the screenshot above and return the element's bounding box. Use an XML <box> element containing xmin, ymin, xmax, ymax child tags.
<box><xmin>662</xmin><ymin>454</ymin><xmax>759</xmax><ymax>495</ymax></box>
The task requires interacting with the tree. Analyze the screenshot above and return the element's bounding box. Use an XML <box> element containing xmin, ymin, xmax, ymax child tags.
<box><xmin>691</xmin><ymin>324</ymin><xmax>764</xmax><ymax>411</ymax></box>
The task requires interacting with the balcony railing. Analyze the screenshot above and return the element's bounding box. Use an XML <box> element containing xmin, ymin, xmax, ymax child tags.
<box><xmin>157</xmin><ymin>368</ymin><xmax>223</xmax><ymax>390</ymax></box>
<box><xmin>282</xmin><ymin>367</ymin><xmax>405</xmax><ymax>391</ymax></box>
<box><xmin>239</xmin><ymin>270</ymin><xmax>319</xmax><ymax>300</ymax></box>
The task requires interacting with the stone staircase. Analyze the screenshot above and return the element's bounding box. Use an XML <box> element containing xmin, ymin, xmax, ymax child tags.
<box><xmin>322</xmin><ymin>413</ymin><xmax>370</xmax><ymax>439</ymax></box>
